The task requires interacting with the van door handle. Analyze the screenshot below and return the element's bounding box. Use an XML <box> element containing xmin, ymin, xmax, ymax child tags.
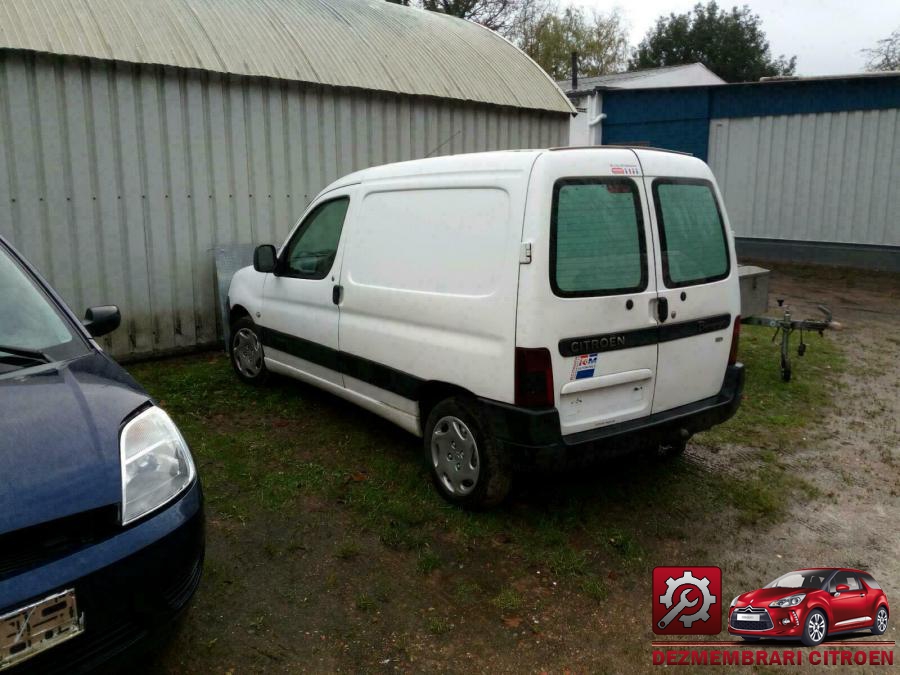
<box><xmin>332</xmin><ymin>284</ymin><xmax>343</xmax><ymax>305</ymax></box>
<box><xmin>657</xmin><ymin>297</ymin><xmax>669</xmax><ymax>323</ymax></box>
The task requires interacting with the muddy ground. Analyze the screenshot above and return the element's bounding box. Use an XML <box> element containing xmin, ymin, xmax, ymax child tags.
<box><xmin>134</xmin><ymin>263</ymin><xmax>899</xmax><ymax>674</ymax></box>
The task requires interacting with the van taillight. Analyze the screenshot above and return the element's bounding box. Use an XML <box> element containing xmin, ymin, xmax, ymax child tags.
<box><xmin>515</xmin><ymin>347</ymin><xmax>554</xmax><ymax>408</ymax></box>
<box><xmin>728</xmin><ymin>316</ymin><xmax>741</xmax><ymax>365</ymax></box>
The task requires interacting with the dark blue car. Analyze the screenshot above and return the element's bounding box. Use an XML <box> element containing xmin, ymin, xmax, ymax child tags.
<box><xmin>0</xmin><ymin>235</ymin><xmax>204</xmax><ymax>673</ymax></box>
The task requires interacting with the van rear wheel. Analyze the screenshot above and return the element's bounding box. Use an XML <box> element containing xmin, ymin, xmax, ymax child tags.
<box><xmin>423</xmin><ymin>397</ymin><xmax>511</xmax><ymax>509</ymax></box>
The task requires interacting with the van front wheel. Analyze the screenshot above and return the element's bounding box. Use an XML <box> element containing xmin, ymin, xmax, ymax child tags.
<box><xmin>230</xmin><ymin>316</ymin><xmax>269</xmax><ymax>385</ymax></box>
<box><xmin>423</xmin><ymin>397</ymin><xmax>511</xmax><ymax>509</ymax></box>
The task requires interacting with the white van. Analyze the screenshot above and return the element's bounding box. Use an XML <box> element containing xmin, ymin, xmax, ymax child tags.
<box><xmin>227</xmin><ymin>148</ymin><xmax>744</xmax><ymax>507</ymax></box>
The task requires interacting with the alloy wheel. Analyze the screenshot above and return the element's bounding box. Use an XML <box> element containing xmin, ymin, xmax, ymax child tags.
<box><xmin>808</xmin><ymin>612</ymin><xmax>826</xmax><ymax>643</ymax></box>
<box><xmin>876</xmin><ymin>608</ymin><xmax>888</xmax><ymax>633</ymax></box>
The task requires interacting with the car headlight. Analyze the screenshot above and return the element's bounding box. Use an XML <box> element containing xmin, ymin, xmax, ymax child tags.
<box><xmin>769</xmin><ymin>593</ymin><xmax>806</xmax><ymax>608</ymax></box>
<box><xmin>120</xmin><ymin>406</ymin><xmax>196</xmax><ymax>525</ymax></box>
<box><xmin>731</xmin><ymin>595</ymin><xmax>740</xmax><ymax>607</ymax></box>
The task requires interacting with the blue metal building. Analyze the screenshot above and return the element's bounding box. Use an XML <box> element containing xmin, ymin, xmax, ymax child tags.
<box><xmin>597</xmin><ymin>73</ymin><xmax>900</xmax><ymax>270</ymax></box>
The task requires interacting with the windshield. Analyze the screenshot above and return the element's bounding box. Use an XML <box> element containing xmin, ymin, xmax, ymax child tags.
<box><xmin>0</xmin><ymin>243</ymin><xmax>86</xmax><ymax>372</ymax></box>
<box><xmin>765</xmin><ymin>569</ymin><xmax>831</xmax><ymax>589</ymax></box>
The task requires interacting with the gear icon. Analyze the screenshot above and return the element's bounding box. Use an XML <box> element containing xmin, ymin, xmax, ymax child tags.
<box><xmin>658</xmin><ymin>570</ymin><xmax>717</xmax><ymax>628</ymax></box>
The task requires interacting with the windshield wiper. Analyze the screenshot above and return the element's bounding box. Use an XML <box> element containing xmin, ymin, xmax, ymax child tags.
<box><xmin>0</xmin><ymin>345</ymin><xmax>51</xmax><ymax>364</ymax></box>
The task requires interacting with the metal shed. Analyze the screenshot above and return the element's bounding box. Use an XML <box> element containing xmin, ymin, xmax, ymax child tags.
<box><xmin>595</xmin><ymin>74</ymin><xmax>900</xmax><ymax>271</ymax></box>
<box><xmin>0</xmin><ymin>0</ymin><xmax>573</xmax><ymax>358</ymax></box>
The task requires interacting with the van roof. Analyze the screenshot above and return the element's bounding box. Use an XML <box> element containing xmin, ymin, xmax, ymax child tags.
<box><xmin>326</xmin><ymin>146</ymin><xmax>707</xmax><ymax>191</ymax></box>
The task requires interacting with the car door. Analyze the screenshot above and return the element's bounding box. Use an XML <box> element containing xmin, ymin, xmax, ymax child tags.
<box><xmin>829</xmin><ymin>572</ymin><xmax>872</xmax><ymax>628</ymax></box>
<box><xmin>520</xmin><ymin>150</ymin><xmax>661</xmax><ymax>436</ymax></box>
<box><xmin>260</xmin><ymin>192</ymin><xmax>353</xmax><ymax>386</ymax></box>
<box><xmin>642</xmin><ymin>172</ymin><xmax>738</xmax><ymax>414</ymax></box>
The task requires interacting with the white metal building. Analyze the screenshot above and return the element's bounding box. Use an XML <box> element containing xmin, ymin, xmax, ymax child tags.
<box><xmin>0</xmin><ymin>0</ymin><xmax>573</xmax><ymax>358</ymax></box>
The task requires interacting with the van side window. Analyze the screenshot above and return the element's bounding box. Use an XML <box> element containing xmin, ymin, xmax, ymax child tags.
<box><xmin>653</xmin><ymin>179</ymin><xmax>729</xmax><ymax>287</ymax></box>
<box><xmin>550</xmin><ymin>179</ymin><xmax>647</xmax><ymax>297</ymax></box>
<box><xmin>282</xmin><ymin>197</ymin><xmax>350</xmax><ymax>279</ymax></box>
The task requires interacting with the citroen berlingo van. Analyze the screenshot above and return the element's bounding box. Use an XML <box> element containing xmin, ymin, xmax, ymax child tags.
<box><xmin>227</xmin><ymin>147</ymin><xmax>744</xmax><ymax>508</ymax></box>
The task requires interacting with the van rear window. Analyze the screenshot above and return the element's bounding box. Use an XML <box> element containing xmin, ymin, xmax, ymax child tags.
<box><xmin>550</xmin><ymin>179</ymin><xmax>646</xmax><ymax>297</ymax></box>
<box><xmin>653</xmin><ymin>179</ymin><xmax>730</xmax><ymax>287</ymax></box>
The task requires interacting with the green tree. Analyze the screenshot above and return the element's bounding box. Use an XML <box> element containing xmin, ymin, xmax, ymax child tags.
<box><xmin>421</xmin><ymin>0</ymin><xmax>522</xmax><ymax>33</ymax></box>
<box><xmin>863</xmin><ymin>28</ymin><xmax>900</xmax><ymax>72</ymax></box>
<box><xmin>518</xmin><ymin>5</ymin><xmax>628</xmax><ymax>81</ymax></box>
<box><xmin>629</xmin><ymin>2</ymin><xmax>796</xmax><ymax>83</ymax></box>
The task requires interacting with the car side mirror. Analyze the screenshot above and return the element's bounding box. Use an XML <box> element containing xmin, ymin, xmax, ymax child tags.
<box><xmin>83</xmin><ymin>305</ymin><xmax>121</xmax><ymax>338</ymax></box>
<box><xmin>835</xmin><ymin>584</ymin><xmax>850</xmax><ymax>593</ymax></box>
<box><xmin>253</xmin><ymin>245</ymin><xmax>277</xmax><ymax>273</ymax></box>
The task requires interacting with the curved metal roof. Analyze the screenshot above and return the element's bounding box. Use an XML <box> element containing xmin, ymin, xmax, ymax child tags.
<box><xmin>0</xmin><ymin>0</ymin><xmax>573</xmax><ymax>114</ymax></box>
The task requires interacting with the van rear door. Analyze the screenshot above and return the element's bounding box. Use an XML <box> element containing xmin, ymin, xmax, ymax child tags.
<box><xmin>635</xmin><ymin>150</ymin><xmax>740</xmax><ymax>414</ymax></box>
<box><xmin>517</xmin><ymin>149</ymin><xmax>660</xmax><ymax>436</ymax></box>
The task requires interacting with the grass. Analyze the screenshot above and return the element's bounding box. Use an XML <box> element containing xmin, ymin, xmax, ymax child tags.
<box><xmin>355</xmin><ymin>594</ymin><xmax>377</xmax><ymax>612</ymax></box>
<box><xmin>698</xmin><ymin>325</ymin><xmax>845</xmax><ymax>449</ymax></box>
<box><xmin>491</xmin><ymin>588</ymin><xmax>524</xmax><ymax>613</ymax></box>
<box><xmin>416</xmin><ymin>548</ymin><xmax>442</xmax><ymax>574</ymax></box>
<box><xmin>580</xmin><ymin>576</ymin><xmax>609</xmax><ymax>602</ymax></box>
<box><xmin>128</xmin><ymin>321</ymin><xmax>844</xmax><ymax>618</ymax></box>
<box><xmin>427</xmin><ymin>616</ymin><xmax>452</xmax><ymax>635</ymax></box>
<box><xmin>335</xmin><ymin>541</ymin><xmax>362</xmax><ymax>560</ymax></box>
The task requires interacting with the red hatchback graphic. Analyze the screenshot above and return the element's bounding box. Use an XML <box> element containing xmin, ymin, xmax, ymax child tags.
<box><xmin>728</xmin><ymin>568</ymin><xmax>890</xmax><ymax>646</ymax></box>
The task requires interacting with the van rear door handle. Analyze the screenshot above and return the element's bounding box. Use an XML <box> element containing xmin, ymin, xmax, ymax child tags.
<box><xmin>332</xmin><ymin>284</ymin><xmax>343</xmax><ymax>305</ymax></box>
<box><xmin>657</xmin><ymin>297</ymin><xmax>669</xmax><ymax>323</ymax></box>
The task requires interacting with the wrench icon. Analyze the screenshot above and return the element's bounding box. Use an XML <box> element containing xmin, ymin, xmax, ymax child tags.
<box><xmin>657</xmin><ymin>588</ymin><xmax>698</xmax><ymax>629</ymax></box>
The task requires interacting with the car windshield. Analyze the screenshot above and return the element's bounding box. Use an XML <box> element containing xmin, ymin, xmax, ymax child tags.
<box><xmin>765</xmin><ymin>569</ymin><xmax>831</xmax><ymax>589</ymax></box>
<box><xmin>0</xmin><ymin>243</ymin><xmax>86</xmax><ymax>373</ymax></box>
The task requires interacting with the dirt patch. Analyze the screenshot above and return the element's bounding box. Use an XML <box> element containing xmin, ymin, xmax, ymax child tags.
<box><xmin>697</xmin><ymin>265</ymin><xmax>900</xmax><ymax>604</ymax></box>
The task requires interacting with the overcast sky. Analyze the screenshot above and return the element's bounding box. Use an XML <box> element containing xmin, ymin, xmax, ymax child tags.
<box><xmin>574</xmin><ymin>0</ymin><xmax>899</xmax><ymax>76</ymax></box>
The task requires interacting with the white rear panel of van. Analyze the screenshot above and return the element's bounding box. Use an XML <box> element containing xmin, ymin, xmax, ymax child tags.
<box><xmin>517</xmin><ymin>148</ymin><xmax>741</xmax><ymax>438</ymax></box>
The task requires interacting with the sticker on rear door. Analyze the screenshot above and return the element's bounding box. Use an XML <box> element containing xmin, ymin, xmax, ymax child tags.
<box><xmin>611</xmin><ymin>164</ymin><xmax>640</xmax><ymax>176</ymax></box>
<box><xmin>570</xmin><ymin>353</ymin><xmax>598</xmax><ymax>380</ymax></box>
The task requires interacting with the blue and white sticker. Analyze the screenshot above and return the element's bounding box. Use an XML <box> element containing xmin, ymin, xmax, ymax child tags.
<box><xmin>570</xmin><ymin>353</ymin><xmax>598</xmax><ymax>380</ymax></box>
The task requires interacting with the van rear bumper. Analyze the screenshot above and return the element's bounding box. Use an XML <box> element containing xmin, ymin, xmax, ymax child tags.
<box><xmin>478</xmin><ymin>363</ymin><xmax>744</xmax><ymax>469</ymax></box>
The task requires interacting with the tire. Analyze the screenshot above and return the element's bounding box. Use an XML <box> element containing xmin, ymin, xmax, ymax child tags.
<box><xmin>801</xmin><ymin>609</ymin><xmax>827</xmax><ymax>647</ymax></box>
<box><xmin>781</xmin><ymin>355</ymin><xmax>792</xmax><ymax>383</ymax></box>
<box><xmin>230</xmin><ymin>316</ymin><xmax>269</xmax><ymax>385</ymax></box>
<box><xmin>423</xmin><ymin>397</ymin><xmax>511</xmax><ymax>509</ymax></box>
<box><xmin>872</xmin><ymin>606</ymin><xmax>888</xmax><ymax>635</ymax></box>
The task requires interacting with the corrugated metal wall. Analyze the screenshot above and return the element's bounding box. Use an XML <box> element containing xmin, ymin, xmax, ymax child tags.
<box><xmin>708</xmin><ymin>110</ymin><xmax>900</xmax><ymax>247</ymax></box>
<box><xmin>0</xmin><ymin>52</ymin><xmax>568</xmax><ymax>358</ymax></box>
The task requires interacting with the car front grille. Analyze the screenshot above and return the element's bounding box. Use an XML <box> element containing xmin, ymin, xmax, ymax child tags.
<box><xmin>731</xmin><ymin>607</ymin><xmax>774</xmax><ymax>631</ymax></box>
<box><xmin>0</xmin><ymin>506</ymin><xmax>120</xmax><ymax>582</ymax></box>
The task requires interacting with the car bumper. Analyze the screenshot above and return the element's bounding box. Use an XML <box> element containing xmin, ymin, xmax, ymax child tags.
<box><xmin>479</xmin><ymin>363</ymin><xmax>745</xmax><ymax>469</ymax></box>
<box><xmin>727</xmin><ymin>606</ymin><xmax>805</xmax><ymax>639</ymax></box>
<box><xmin>0</xmin><ymin>480</ymin><xmax>204</xmax><ymax>674</ymax></box>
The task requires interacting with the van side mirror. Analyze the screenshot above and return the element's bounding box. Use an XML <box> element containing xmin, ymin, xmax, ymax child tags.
<box><xmin>835</xmin><ymin>584</ymin><xmax>850</xmax><ymax>593</ymax></box>
<box><xmin>83</xmin><ymin>305</ymin><xmax>121</xmax><ymax>338</ymax></box>
<box><xmin>253</xmin><ymin>245</ymin><xmax>277</xmax><ymax>273</ymax></box>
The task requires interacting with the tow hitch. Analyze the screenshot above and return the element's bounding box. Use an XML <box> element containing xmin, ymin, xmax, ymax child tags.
<box><xmin>742</xmin><ymin>301</ymin><xmax>842</xmax><ymax>382</ymax></box>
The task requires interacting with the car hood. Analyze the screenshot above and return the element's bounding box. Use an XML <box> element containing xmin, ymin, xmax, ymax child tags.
<box><xmin>0</xmin><ymin>351</ymin><xmax>149</xmax><ymax>535</ymax></box>
<box><xmin>735</xmin><ymin>587</ymin><xmax>815</xmax><ymax>607</ymax></box>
